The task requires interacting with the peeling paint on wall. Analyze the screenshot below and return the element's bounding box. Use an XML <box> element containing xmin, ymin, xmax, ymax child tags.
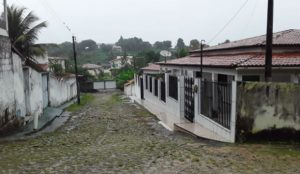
<box><xmin>0</xmin><ymin>36</ymin><xmax>25</xmax><ymax>135</ymax></box>
<box><xmin>236</xmin><ymin>82</ymin><xmax>300</xmax><ymax>141</ymax></box>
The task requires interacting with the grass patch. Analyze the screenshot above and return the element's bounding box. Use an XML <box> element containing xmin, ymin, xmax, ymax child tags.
<box><xmin>66</xmin><ymin>94</ymin><xmax>94</xmax><ymax>112</ymax></box>
<box><xmin>105</xmin><ymin>94</ymin><xmax>121</xmax><ymax>108</ymax></box>
<box><xmin>254</xmin><ymin>145</ymin><xmax>300</xmax><ymax>158</ymax></box>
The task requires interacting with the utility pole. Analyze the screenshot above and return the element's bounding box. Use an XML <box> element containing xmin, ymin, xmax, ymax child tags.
<box><xmin>3</xmin><ymin>0</ymin><xmax>8</xmax><ymax>31</ymax></box>
<box><xmin>265</xmin><ymin>0</ymin><xmax>274</xmax><ymax>82</ymax></box>
<box><xmin>200</xmin><ymin>40</ymin><xmax>205</xmax><ymax>79</ymax></box>
<box><xmin>72</xmin><ymin>36</ymin><xmax>80</xmax><ymax>104</ymax></box>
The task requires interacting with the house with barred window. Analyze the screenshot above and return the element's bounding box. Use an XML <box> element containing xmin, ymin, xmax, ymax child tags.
<box><xmin>129</xmin><ymin>29</ymin><xmax>300</xmax><ymax>143</ymax></box>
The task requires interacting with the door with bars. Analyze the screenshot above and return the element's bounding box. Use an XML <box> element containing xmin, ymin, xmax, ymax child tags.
<box><xmin>184</xmin><ymin>77</ymin><xmax>195</xmax><ymax>122</ymax></box>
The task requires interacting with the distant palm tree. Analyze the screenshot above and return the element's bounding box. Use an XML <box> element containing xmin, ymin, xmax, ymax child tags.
<box><xmin>7</xmin><ymin>5</ymin><xmax>47</xmax><ymax>59</ymax></box>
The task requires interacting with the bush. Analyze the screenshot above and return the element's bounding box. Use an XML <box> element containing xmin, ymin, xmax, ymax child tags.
<box><xmin>50</xmin><ymin>63</ymin><xmax>64</xmax><ymax>76</ymax></box>
<box><xmin>115</xmin><ymin>67</ymin><xmax>134</xmax><ymax>90</ymax></box>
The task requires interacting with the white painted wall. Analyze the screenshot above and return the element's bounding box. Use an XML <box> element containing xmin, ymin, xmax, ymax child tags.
<box><xmin>12</xmin><ymin>54</ymin><xmax>26</xmax><ymax>118</ymax></box>
<box><xmin>49</xmin><ymin>75</ymin><xmax>77</xmax><ymax>107</ymax></box>
<box><xmin>124</xmin><ymin>84</ymin><xmax>134</xmax><ymax>96</ymax></box>
<box><xmin>0</xmin><ymin>48</ymin><xmax>15</xmax><ymax>122</ymax></box>
<box><xmin>132</xmin><ymin>72</ymin><xmax>182</xmax><ymax>130</ymax></box>
<box><xmin>132</xmin><ymin>67</ymin><xmax>238</xmax><ymax>142</ymax></box>
<box><xmin>28</xmin><ymin>68</ymin><xmax>44</xmax><ymax>120</ymax></box>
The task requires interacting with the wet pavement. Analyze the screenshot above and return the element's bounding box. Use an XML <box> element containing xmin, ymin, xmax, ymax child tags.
<box><xmin>0</xmin><ymin>91</ymin><xmax>299</xmax><ymax>173</ymax></box>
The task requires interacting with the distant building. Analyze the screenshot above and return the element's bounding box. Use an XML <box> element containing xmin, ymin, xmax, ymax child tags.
<box><xmin>112</xmin><ymin>45</ymin><xmax>122</xmax><ymax>52</ymax></box>
<box><xmin>34</xmin><ymin>53</ymin><xmax>67</xmax><ymax>73</ymax></box>
<box><xmin>82</xmin><ymin>63</ymin><xmax>103</xmax><ymax>76</ymax></box>
<box><xmin>110</xmin><ymin>56</ymin><xmax>133</xmax><ymax>69</ymax></box>
<box><xmin>49</xmin><ymin>57</ymin><xmax>67</xmax><ymax>71</ymax></box>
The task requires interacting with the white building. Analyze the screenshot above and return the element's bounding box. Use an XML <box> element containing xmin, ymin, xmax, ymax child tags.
<box><xmin>82</xmin><ymin>63</ymin><xmax>103</xmax><ymax>77</ymax></box>
<box><xmin>127</xmin><ymin>29</ymin><xmax>300</xmax><ymax>143</ymax></box>
<box><xmin>110</xmin><ymin>56</ymin><xmax>133</xmax><ymax>69</ymax></box>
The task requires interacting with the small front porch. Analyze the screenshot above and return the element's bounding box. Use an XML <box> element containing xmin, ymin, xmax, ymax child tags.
<box><xmin>175</xmin><ymin>70</ymin><xmax>237</xmax><ymax>143</ymax></box>
<box><xmin>174</xmin><ymin>122</ymin><xmax>229</xmax><ymax>142</ymax></box>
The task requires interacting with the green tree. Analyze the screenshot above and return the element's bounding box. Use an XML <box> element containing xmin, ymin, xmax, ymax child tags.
<box><xmin>116</xmin><ymin>36</ymin><xmax>152</xmax><ymax>52</ymax></box>
<box><xmin>8</xmin><ymin>5</ymin><xmax>48</xmax><ymax>58</ymax></box>
<box><xmin>219</xmin><ymin>39</ymin><xmax>230</xmax><ymax>45</ymax></box>
<box><xmin>100</xmin><ymin>44</ymin><xmax>113</xmax><ymax>53</ymax></box>
<box><xmin>154</xmin><ymin>41</ymin><xmax>172</xmax><ymax>50</ymax></box>
<box><xmin>144</xmin><ymin>50</ymin><xmax>160</xmax><ymax>63</ymax></box>
<box><xmin>78</xmin><ymin>39</ymin><xmax>98</xmax><ymax>51</ymax></box>
<box><xmin>177</xmin><ymin>48</ymin><xmax>188</xmax><ymax>58</ymax></box>
<box><xmin>115</xmin><ymin>67</ymin><xmax>135</xmax><ymax>90</ymax></box>
<box><xmin>189</xmin><ymin>39</ymin><xmax>200</xmax><ymax>50</ymax></box>
<box><xmin>175</xmin><ymin>38</ymin><xmax>186</xmax><ymax>50</ymax></box>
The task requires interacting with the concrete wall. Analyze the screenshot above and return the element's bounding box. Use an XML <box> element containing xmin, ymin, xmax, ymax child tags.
<box><xmin>0</xmin><ymin>36</ymin><xmax>26</xmax><ymax>134</ymax></box>
<box><xmin>49</xmin><ymin>75</ymin><xmax>77</xmax><ymax>107</ymax></box>
<box><xmin>23</xmin><ymin>67</ymin><xmax>44</xmax><ymax>122</ymax></box>
<box><xmin>132</xmin><ymin>72</ymin><xmax>182</xmax><ymax>130</ymax></box>
<box><xmin>236</xmin><ymin>82</ymin><xmax>300</xmax><ymax>141</ymax></box>
<box><xmin>124</xmin><ymin>83</ymin><xmax>134</xmax><ymax>96</ymax></box>
<box><xmin>12</xmin><ymin>54</ymin><xmax>26</xmax><ymax>118</ymax></box>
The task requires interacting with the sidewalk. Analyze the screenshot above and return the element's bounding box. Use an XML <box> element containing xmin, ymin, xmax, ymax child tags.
<box><xmin>0</xmin><ymin>99</ymin><xmax>76</xmax><ymax>141</ymax></box>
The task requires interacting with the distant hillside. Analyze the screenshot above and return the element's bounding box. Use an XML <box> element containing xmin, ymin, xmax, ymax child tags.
<box><xmin>43</xmin><ymin>36</ymin><xmax>195</xmax><ymax>67</ymax></box>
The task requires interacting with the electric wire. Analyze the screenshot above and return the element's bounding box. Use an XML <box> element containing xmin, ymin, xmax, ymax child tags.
<box><xmin>39</xmin><ymin>0</ymin><xmax>73</xmax><ymax>35</ymax></box>
<box><xmin>240</xmin><ymin>0</ymin><xmax>259</xmax><ymax>36</ymax></box>
<box><xmin>208</xmin><ymin>0</ymin><xmax>250</xmax><ymax>45</ymax></box>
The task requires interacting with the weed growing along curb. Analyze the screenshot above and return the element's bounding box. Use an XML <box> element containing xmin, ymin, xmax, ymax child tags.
<box><xmin>66</xmin><ymin>94</ymin><xmax>95</xmax><ymax>112</ymax></box>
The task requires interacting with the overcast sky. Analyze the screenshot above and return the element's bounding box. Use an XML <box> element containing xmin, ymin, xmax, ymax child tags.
<box><xmin>7</xmin><ymin>0</ymin><xmax>300</xmax><ymax>46</ymax></box>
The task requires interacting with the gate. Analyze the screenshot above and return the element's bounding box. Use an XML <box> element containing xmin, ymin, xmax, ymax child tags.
<box><xmin>184</xmin><ymin>77</ymin><xmax>195</xmax><ymax>122</ymax></box>
<box><xmin>140</xmin><ymin>78</ymin><xmax>144</xmax><ymax>100</ymax></box>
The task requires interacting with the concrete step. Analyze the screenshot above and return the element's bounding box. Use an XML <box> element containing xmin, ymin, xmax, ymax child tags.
<box><xmin>174</xmin><ymin>123</ymin><xmax>229</xmax><ymax>143</ymax></box>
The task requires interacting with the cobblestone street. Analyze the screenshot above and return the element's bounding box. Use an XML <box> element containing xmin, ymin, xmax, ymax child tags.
<box><xmin>0</xmin><ymin>92</ymin><xmax>299</xmax><ymax>173</ymax></box>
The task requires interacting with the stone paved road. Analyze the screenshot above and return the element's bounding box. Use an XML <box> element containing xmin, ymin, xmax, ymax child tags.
<box><xmin>0</xmin><ymin>92</ymin><xmax>299</xmax><ymax>174</ymax></box>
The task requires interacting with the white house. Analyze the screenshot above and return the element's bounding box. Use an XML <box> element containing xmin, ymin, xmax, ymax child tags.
<box><xmin>82</xmin><ymin>63</ymin><xmax>103</xmax><ymax>77</ymax></box>
<box><xmin>49</xmin><ymin>57</ymin><xmax>67</xmax><ymax>71</ymax></box>
<box><xmin>110</xmin><ymin>56</ymin><xmax>133</xmax><ymax>69</ymax></box>
<box><xmin>128</xmin><ymin>29</ymin><xmax>300</xmax><ymax>143</ymax></box>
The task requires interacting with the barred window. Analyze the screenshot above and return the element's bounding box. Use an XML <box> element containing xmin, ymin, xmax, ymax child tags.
<box><xmin>145</xmin><ymin>75</ymin><xmax>148</xmax><ymax>89</ymax></box>
<box><xmin>149</xmin><ymin>77</ymin><xmax>153</xmax><ymax>93</ymax></box>
<box><xmin>169</xmin><ymin>76</ymin><xmax>178</xmax><ymax>100</ymax></box>
<box><xmin>160</xmin><ymin>81</ymin><xmax>166</xmax><ymax>102</ymax></box>
<box><xmin>154</xmin><ymin>79</ymin><xmax>158</xmax><ymax>97</ymax></box>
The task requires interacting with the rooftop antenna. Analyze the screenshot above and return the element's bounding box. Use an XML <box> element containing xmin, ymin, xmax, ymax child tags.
<box><xmin>160</xmin><ymin>50</ymin><xmax>172</xmax><ymax>63</ymax></box>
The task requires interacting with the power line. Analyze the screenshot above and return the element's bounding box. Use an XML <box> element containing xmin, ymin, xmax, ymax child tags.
<box><xmin>240</xmin><ymin>0</ymin><xmax>259</xmax><ymax>36</ymax></box>
<box><xmin>38</xmin><ymin>0</ymin><xmax>73</xmax><ymax>35</ymax></box>
<box><xmin>208</xmin><ymin>0</ymin><xmax>249</xmax><ymax>44</ymax></box>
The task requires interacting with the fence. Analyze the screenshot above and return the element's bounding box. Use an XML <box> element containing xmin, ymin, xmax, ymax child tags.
<box><xmin>201</xmin><ymin>80</ymin><xmax>232</xmax><ymax>129</ymax></box>
<box><xmin>93</xmin><ymin>80</ymin><xmax>116</xmax><ymax>90</ymax></box>
<box><xmin>160</xmin><ymin>81</ymin><xmax>166</xmax><ymax>102</ymax></box>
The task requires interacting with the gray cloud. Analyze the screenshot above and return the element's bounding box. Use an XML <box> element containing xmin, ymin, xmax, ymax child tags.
<box><xmin>8</xmin><ymin>0</ymin><xmax>300</xmax><ymax>45</ymax></box>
